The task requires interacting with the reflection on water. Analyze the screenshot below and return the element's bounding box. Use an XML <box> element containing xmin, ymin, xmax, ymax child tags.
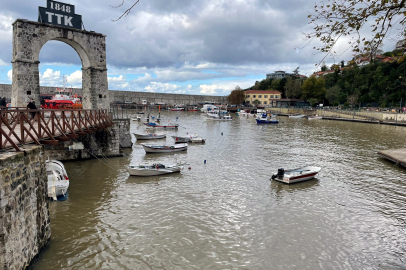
<box><xmin>32</xmin><ymin>112</ymin><xmax>406</xmax><ymax>269</ymax></box>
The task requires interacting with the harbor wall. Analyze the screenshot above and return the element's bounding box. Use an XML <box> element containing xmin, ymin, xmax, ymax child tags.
<box><xmin>0</xmin><ymin>145</ymin><xmax>51</xmax><ymax>270</ymax></box>
<box><xmin>0</xmin><ymin>84</ymin><xmax>226</xmax><ymax>105</ymax></box>
<box><xmin>44</xmin><ymin>122</ymin><xmax>124</xmax><ymax>161</ymax></box>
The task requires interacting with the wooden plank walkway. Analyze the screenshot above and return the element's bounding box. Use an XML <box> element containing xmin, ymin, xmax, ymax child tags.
<box><xmin>378</xmin><ymin>149</ymin><xmax>406</xmax><ymax>167</ymax></box>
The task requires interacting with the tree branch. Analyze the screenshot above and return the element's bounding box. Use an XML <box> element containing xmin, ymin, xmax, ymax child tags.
<box><xmin>112</xmin><ymin>0</ymin><xmax>141</xmax><ymax>22</ymax></box>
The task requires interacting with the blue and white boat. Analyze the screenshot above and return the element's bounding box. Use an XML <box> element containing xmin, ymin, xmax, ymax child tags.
<box><xmin>256</xmin><ymin>113</ymin><xmax>279</xmax><ymax>124</ymax></box>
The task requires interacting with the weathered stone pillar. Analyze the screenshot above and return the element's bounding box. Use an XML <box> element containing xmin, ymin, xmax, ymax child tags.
<box><xmin>11</xmin><ymin>60</ymin><xmax>41</xmax><ymax>107</ymax></box>
<box><xmin>0</xmin><ymin>145</ymin><xmax>51</xmax><ymax>269</ymax></box>
<box><xmin>82</xmin><ymin>68</ymin><xmax>110</xmax><ymax>110</ymax></box>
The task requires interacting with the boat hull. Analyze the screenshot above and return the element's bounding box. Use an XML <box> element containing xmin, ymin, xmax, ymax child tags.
<box><xmin>142</xmin><ymin>143</ymin><xmax>188</xmax><ymax>153</ymax></box>
<box><xmin>271</xmin><ymin>166</ymin><xmax>321</xmax><ymax>184</ymax></box>
<box><xmin>256</xmin><ymin>119</ymin><xmax>279</xmax><ymax>124</ymax></box>
<box><xmin>172</xmin><ymin>135</ymin><xmax>206</xmax><ymax>143</ymax></box>
<box><xmin>127</xmin><ymin>166</ymin><xmax>182</xmax><ymax>176</ymax></box>
<box><xmin>134</xmin><ymin>133</ymin><xmax>166</xmax><ymax>140</ymax></box>
<box><xmin>143</xmin><ymin>123</ymin><xmax>179</xmax><ymax>129</ymax></box>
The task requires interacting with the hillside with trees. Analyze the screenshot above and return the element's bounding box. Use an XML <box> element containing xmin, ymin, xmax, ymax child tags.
<box><xmin>241</xmin><ymin>54</ymin><xmax>406</xmax><ymax>108</ymax></box>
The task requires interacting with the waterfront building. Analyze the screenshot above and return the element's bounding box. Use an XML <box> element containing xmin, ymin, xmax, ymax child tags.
<box><xmin>244</xmin><ymin>90</ymin><xmax>281</xmax><ymax>106</ymax></box>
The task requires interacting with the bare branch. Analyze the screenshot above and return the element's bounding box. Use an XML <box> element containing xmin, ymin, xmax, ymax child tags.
<box><xmin>112</xmin><ymin>0</ymin><xmax>141</xmax><ymax>22</ymax></box>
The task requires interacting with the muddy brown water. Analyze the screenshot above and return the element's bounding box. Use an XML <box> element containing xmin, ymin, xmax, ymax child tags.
<box><xmin>31</xmin><ymin>112</ymin><xmax>406</xmax><ymax>269</ymax></box>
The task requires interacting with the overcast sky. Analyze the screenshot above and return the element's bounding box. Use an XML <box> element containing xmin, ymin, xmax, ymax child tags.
<box><xmin>0</xmin><ymin>0</ymin><xmax>398</xmax><ymax>96</ymax></box>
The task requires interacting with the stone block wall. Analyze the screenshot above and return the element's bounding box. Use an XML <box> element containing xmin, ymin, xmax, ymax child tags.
<box><xmin>0</xmin><ymin>145</ymin><xmax>51</xmax><ymax>270</ymax></box>
<box><xmin>114</xmin><ymin>119</ymin><xmax>132</xmax><ymax>148</ymax></box>
<box><xmin>0</xmin><ymin>84</ymin><xmax>226</xmax><ymax>106</ymax></box>
<box><xmin>44</xmin><ymin>123</ymin><xmax>122</xmax><ymax>161</ymax></box>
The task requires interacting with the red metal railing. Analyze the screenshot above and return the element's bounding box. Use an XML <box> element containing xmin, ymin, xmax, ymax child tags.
<box><xmin>0</xmin><ymin>108</ymin><xmax>113</xmax><ymax>151</ymax></box>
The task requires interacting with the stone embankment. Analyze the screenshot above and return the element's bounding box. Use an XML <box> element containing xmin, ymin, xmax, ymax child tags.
<box><xmin>0</xmin><ymin>145</ymin><xmax>51</xmax><ymax>269</ymax></box>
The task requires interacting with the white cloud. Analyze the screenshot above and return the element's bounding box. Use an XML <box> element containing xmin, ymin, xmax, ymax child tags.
<box><xmin>39</xmin><ymin>69</ymin><xmax>61</xmax><ymax>86</ymax></box>
<box><xmin>144</xmin><ymin>82</ymin><xmax>181</xmax><ymax>93</ymax></box>
<box><xmin>199</xmin><ymin>84</ymin><xmax>220</xmax><ymax>95</ymax></box>
<box><xmin>7</xmin><ymin>70</ymin><xmax>12</xmax><ymax>81</ymax></box>
<box><xmin>67</xmin><ymin>70</ymin><xmax>82</xmax><ymax>85</ymax></box>
<box><xmin>108</xmin><ymin>75</ymin><xmax>129</xmax><ymax>89</ymax></box>
<box><xmin>0</xmin><ymin>58</ymin><xmax>8</xmax><ymax>66</ymax></box>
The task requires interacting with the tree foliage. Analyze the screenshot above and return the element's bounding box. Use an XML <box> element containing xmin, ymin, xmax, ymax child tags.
<box><xmin>227</xmin><ymin>87</ymin><xmax>246</xmax><ymax>105</ymax></box>
<box><xmin>301</xmin><ymin>76</ymin><xmax>326</xmax><ymax>102</ymax></box>
<box><xmin>307</xmin><ymin>0</ymin><xmax>406</xmax><ymax>60</ymax></box>
<box><xmin>326</xmin><ymin>85</ymin><xmax>341</xmax><ymax>105</ymax></box>
<box><xmin>284</xmin><ymin>78</ymin><xmax>302</xmax><ymax>98</ymax></box>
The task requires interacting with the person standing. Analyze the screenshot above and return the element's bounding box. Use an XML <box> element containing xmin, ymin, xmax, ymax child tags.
<box><xmin>0</xmin><ymin>97</ymin><xmax>6</xmax><ymax>108</ymax></box>
<box><xmin>27</xmin><ymin>98</ymin><xmax>37</xmax><ymax>120</ymax></box>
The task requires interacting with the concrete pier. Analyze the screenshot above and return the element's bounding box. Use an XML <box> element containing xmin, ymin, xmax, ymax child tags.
<box><xmin>378</xmin><ymin>149</ymin><xmax>406</xmax><ymax>167</ymax></box>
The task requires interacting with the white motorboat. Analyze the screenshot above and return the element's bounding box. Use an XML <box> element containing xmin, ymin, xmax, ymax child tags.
<box><xmin>289</xmin><ymin>114</ymin><xmax>305</xmax><ymax>118</ymax></box>
<box><xmin>307</xmin><ymin>115</ymin><xmax>322</xmax><ymax>120</ymax></box>
<box><xmin>172</xmin><ymin>134</ymin><xmax>206</xmax><ymax>143</ymax></box>
<box><xmin>237</xmin><ymin>109</ymin><xmax>248</xmax><ymax>116</ymax></box>
<box><xmin>134</xmin><ymin>132</ymin><xmax>166</xmax><ymax>140</ymax></box>
<box><xmin>132</xmin><ymin>115</ymin><xmax>143</xmax><ymax>121</ymax></box>
<box><xmin>206</xmin><ymin>115</ymin><xmax>232</xmax><ymax>121</ymax></box>
<box><xmin>271</xmin><ymin>166</ymin><xmax>321</xmax><ymax>184</ymax></box>
<box><xmin>46</xmin><ymin>160</ymin><xmax>69</xmax><ymax>200</ymax></box>
<box><xmin>126</xmin><ymin>163</ymin><xmax>184</xmax><ymax>176</ymax></box>
<box><xmin>141</xmin><ymin>143</ymin><xmax>188</xmax><ymax>153</ymax></box>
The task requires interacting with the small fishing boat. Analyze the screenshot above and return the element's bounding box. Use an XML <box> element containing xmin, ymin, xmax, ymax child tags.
<box><xmin>134</xmin><ymin>132</ymin><xmax>166</xmax><ymax>140</ymax></box>
<box><xmin>270</xmin><ymin>166</ymin><xmax>321</xmax><ymax>184</ymax></box>
<box><xmin>289</xmin><ymin>114</ymin><xmax>305</xmax><ymax>118</ymax></box>
<box><xmin>141</xmin><ymin>143</ymin><xmax>188</xmax><ymax>153</ymax></box>
<box><xmin>307</xmin><ymin>115</ymin><xmax>323</xmax><ymax>120</ymax></box>
<box><xmin>46</xmin><ymin>160</ymin><xmax>69</xmax><ymax>200</ymax></box>
<box><xmin>132</xmin><ymin>115</ymin><xmax>143</xmax><ymax>121</ymax></box>
<box><xmin>126</xmin><ymin>163</ymin><xmax>184</xmax><ymax>176</ymax></box>
<box><xmin>170</xmin><ymin>106</ymin><xmax>184</xmax><ymax>111</ymax></box>
<box><xmin>206</xmin><ymin>114</ymin><xmax>233</xmax><ymax>121</ymax></box>
<box><xmin>256</xmin><ymin>113</ymin><xmax>279</xmax><ymax>124</ymax></box>
<box><xmin>143</xmin><ymin>122</ymin><xmax>179</xmax><ymax>129</ymax></box>
<box><xmin>172</xmin><ymin>134</ymin><xmax>206</xmax><ymax>143</ymax></box>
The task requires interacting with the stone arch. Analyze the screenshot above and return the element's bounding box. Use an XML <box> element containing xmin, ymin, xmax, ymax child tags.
<box><xmin>11</xmin><ymin>19</ymin><xmax>109</xmax><ymax>109</ymax></box>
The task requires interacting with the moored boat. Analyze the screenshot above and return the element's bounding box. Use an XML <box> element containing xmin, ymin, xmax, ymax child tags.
<box><xmin>256</xmin><ymin>113</ymin><xmax>279</xmax><ymax>124</ymax></box>
<box><xmin>126</xmin><ymin>163</ymin><xmax>184</xmax><ymax>176</ymax></box>
<box><xmin>172</xmin><ymin>134</ymin><xmax>206</xmax><ymax>143</ymax></box>
<box><xmin>134</xmin><ymin>132</ymin><xmax>166</xmax><ymax>140</ymax></box>
<box><xmin>46</xmin><ymin>159</ymin><xmax>69</xmax><ymax>200</ymax></box>
<box><xmin>206</xmin><ymin>115</ymin><xmax>232</xmax><ymax>121</ymax></box>
<box><xmin>143</xmin><ymin>122</ymin><xmax>179</xmax><ymax>129</ymax></box>
<box><xmin>271</xmin><ymin>166</ymin><xmax>321</xmax><ymax>184</ymax></box>
<box><xmin>289</xmin><ymin>114</ymin><xmax>305</xmax><ymax>118</ymax></box>
<box><xmin>307</xmin><ymin>115</ymin><xmax>322</xmax><ymax>120</ymax></box>
<box><xmin>141</xmin><ymin>143</ymin><xmax>188</xmax><ymax>153</ymax></box>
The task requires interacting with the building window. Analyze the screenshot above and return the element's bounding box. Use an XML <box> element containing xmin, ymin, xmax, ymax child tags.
<box><xmin>264</xmin><ymin>101</ymin><xmax>267</xmax><ymax>105</ymax></box>
<box><xmin>247</xmin><ymin>95</ymin><xmax>250</xmax><ymax>97</ymax></box>
<box><xmin>270</xmin><ymin>95</ymin><xmax>274</xmax><ymax>98</ymax></box>
<box><xmin>258</xmin><ymin>95</ymin><xmax>262</xmax><ymax>98</ymax></box>
<box><xmin>276</xmin><ymin>95</ymin><xmax>280</xmax><ymax>99</ymax></box>
<box><xmin>253</xmin><ymin>95</ymin><xmax>256</xmax><ymax>98</ymax></box>
<box><xmin>264</xmin><ymin>95</ymin><xmax>268</xmax><ymax>98</ymax></box>
<box><xmin>247</xmin><ymin>101</ymin><xmax>250</xmax><ymax>104</ymax></box>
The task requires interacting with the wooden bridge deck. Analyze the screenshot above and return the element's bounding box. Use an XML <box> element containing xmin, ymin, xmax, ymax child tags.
<box><xmin>0</xmin><ymin>109</ymin><xmax>113</xmax><ymax>152</ymax></box>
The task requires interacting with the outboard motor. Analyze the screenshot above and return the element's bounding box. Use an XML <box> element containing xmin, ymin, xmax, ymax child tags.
<box><xmin>271</xmin><ymin>168</ymin><xmax>284</xmax><ymax>180</ymax></box>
